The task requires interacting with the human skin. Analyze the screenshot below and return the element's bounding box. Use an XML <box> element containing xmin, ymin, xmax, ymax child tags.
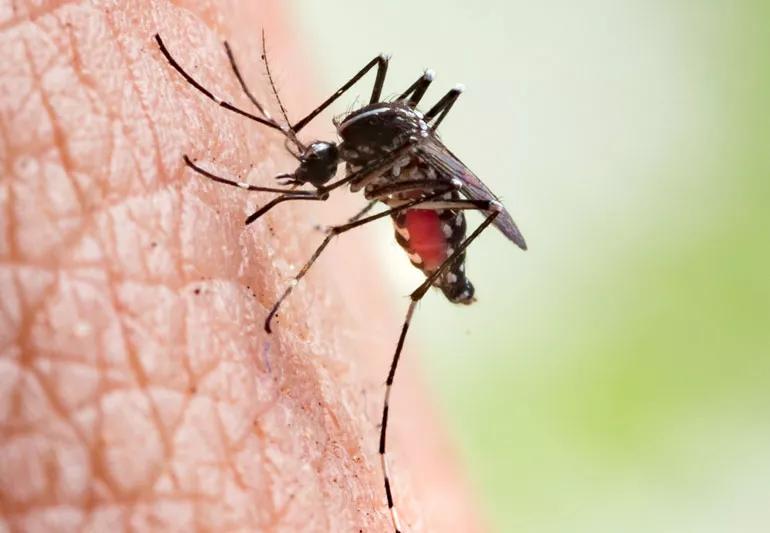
<box><xmin>0</xmin><ymin>1</ymin><xmax>485</xmax><ymax>531</ymax></box>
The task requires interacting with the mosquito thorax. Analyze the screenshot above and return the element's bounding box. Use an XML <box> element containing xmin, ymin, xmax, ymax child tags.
<box><xmin>337</xmin><ymin>102</ymin><xmax>428</xmax><ymax>166</ymax></box>
<box><xmin>294</xmin><ymin>141</ymin><xmax>340</xmax><ymax>187</ymax></box>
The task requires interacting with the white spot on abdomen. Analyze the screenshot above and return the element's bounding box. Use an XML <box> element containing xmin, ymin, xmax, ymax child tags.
<box><xmin>408</xmin><ymin>252</ymin><xmax>423</xmax><ymax>264</ymax></box>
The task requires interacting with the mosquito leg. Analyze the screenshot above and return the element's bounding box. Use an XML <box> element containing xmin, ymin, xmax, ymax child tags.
<box><xmin>183</xmin><ymin>156</ymin><xmax>314</xmax><ymax>194</ymax></box>
<box><xmin>347</xmin><ymin>200</ymin><xmax>378</xmax><ymax>223</ymax></box>
<box><xmin>424</xmin><ymin>84</ymin><xmax>465</xmax><ymax>129</ymax></box>
<box><xmin>364</xmin><ymin>179</ymin><xmax>497</xmax><ymax>211</ymax></box>
<box><xmin>223</xmin><ymin>41</ymin><xmax>271</xmax><ymax>119</ymax></box>
<box><xmin>369</xmin><ymin>53</ymin><xmax>390</xmax><ymax>104</ymax></box>
<box><xmin>397</xmin><ymin>69</ymin><xmax>435</xmax><ymax>107</ymax></box>
<box><xmin>154</xmin><ymin>34</ymin><xmax>282</xmax><ymax>131</ymax></box>
<box><xmin>313</xmin><ymin>200</ymin><xmax>378</xmax><ymax>233</ymax></box>
<box><xmin>406</xmin><ymin>198</ymin><xmax>495</xmax><ymax>210</ymax></box>
<box><xmin>354</xmin><ymin>179</ymin><xmax>495</xmax><ymax>225</ymax></box>
<box><xmin>245</xmin><ymin>192</ymin><xmax>329</xmax><ymax>225</ymax></box>
<box><xmin>189</xmin><ymin>132</ymin><xmax>423</xmax><ymax>224</ymax></box>
<box><xmin>317</xmin><ymin>177</ymin><xmax>467</xmax><ymax>233</ymax></box>
<box><xmin>379</xmin><ymin>208</ymin><xmax>500</xmax><ymax>533</ymax></box>
<box><xmin>263</xmin><ymin>188</ymin><xmax>457</xmax><ymax>333</ymax></box>
<box><xmin>292</xmin><ymin>54</ymin><xmax>390</xmax><ymax>133</ymax></box>
<box><xmin>363</xmin><ymin>178</ymin><xmax>466</xmax><ymax>202</ymax></box>
<box><xmin>350</xmin><ymin>178</ymin><xmax>492</xmax><ymax>224</ymax></box>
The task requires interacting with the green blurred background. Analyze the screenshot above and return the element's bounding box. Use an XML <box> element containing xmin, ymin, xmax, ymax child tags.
<box><xmin>293</xmin><ymin>2</ymin><xmax>770</xmax><ymax>531</ymax></box>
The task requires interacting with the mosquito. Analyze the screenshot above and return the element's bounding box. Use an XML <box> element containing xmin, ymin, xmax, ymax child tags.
<box><xmin>155</xmin><ymin>32</ymin><xmax>526</xmax><ymax>533</ymax></box>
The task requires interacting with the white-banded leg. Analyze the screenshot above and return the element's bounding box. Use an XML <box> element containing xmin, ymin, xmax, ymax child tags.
<box><xmin>380</xmin><ymin>208</ymin><xmax>501</xmax><ymax>533</ymax></box>
<box><xmin>347</xmin><ymin>200</ymin><xmax>378</xmax><ymax>223</ymax></box>
<box><xmin>263</xmin><ymin>187</ymin><xmax>460</xmax><ymax>333</ymax></box>
<box><xmin>424</xmin><ymin>84</ymin><xmax>465</xmax><ymax>129</ymax></box>
<box><xmin>154</xmin><ymin>34</ymin><xmax>282</xmax><ymax>132</ymax></box>
<box><xmin>318</xmin><ymin>176</ymin><xmax>470</xmax><ymax>234</ymax></box>
<box><xmin>397</xmin><ymin>69</ymin><xmax>435</xmax><ymax>107</ymax></box>
<box><xmin>399</xmin><ymin>199</ymin><xmax>494</xmax><ymax>210</ymax></box>
<box><xmin>183</xmin><ymin>155</ymin><xmax>309</xmax><ymax>194</ymax></box>
<box><xmin>367</xmin><ymin>180</ymin><xmax>496</xmax><ymax>211</ymax></box>
<box><xmin>292</xmin><ymin>53</ymin><xmax>390</xmax><ymax>133</ymax></box>
<box><xmin>363</xmin><ymin>178</ymin><xmax>461</xmax><ymax>201</ymax></box>
<box><xmin>313</xmin><ymin>200</ymin><xmax>379</xmax><ymax>234</ymax></box>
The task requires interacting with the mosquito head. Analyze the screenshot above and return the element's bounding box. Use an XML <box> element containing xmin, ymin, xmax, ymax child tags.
<box><xmin>293</xmin><ymin>141</ymin><xmax>340</xmax><ymax>187</ymax></box>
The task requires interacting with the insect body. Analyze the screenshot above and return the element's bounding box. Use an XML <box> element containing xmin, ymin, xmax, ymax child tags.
<box><xmin>155</xmin><ymin>32</ymin><xmax>525</xmax><ymax>533</ymax></box>
<box><xmin>339</xmin><ymin>100</ymin><xmax>525</xmax><ymax>305</ymax></box>
<box><xmin>337</xmin><ymin>102</ymin><xmax>471</xmax><ymax>302</ymax></box>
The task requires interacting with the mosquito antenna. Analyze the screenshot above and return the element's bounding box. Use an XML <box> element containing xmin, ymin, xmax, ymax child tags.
<box><xmin>261</xmin><ymin>30</ymin><xmax>305</xmax><ymax>153</ymax></box>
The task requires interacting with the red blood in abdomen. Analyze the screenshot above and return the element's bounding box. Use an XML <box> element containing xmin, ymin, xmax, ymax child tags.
<box><xmin>403</xmin><ymin>209</ymin><xmax>447</xmax><ymax>271</ymax></box>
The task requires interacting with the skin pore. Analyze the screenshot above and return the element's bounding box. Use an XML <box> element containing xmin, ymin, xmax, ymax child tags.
<box><xmin>0</xmin><ymin>1</ymin><xmax>483</xmax><ymax>531</ymax></box>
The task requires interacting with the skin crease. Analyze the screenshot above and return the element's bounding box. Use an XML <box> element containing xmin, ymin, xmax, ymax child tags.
<box><xmin>0</xmin><ymin>0</ymin><xmax>486</xmax><ymax>531</ymax></box>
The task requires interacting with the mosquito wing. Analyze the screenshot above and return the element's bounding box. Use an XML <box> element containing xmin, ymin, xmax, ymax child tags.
<box><xmin>418</xmin><ymin>137</ymin><xmax>527</xmax><ymax>250</ymax></box>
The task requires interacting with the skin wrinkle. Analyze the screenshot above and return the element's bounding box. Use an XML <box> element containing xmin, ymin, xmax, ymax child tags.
<box><xmin>59</xmin><ymin>15</ymin><xmax>118</xmax><ymax>211</ymax></box>
<box><xmin>102</xmin><ymin>10</ymin><xmax>166</xmax><ymax>196</ymax></box>
<box><xmin>0</xmin><ymin>1</ymin><xmax>485</xmax><ymax>532</ymax></box>
<box><xmin>19</xmin><ymin>38</ymin><xmax>86</xmax><ymax>265</ymax></box>
<box><xmin>1</xmin><ymin>125</ymin><xmax>13</xmax><ymax>256</ymax></box>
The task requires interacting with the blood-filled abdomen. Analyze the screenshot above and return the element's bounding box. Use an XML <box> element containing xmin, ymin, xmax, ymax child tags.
<box><xmin>392</xmin><ymin>206</ymin><xmax>476</xmax><ymax>304</ymax></box>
